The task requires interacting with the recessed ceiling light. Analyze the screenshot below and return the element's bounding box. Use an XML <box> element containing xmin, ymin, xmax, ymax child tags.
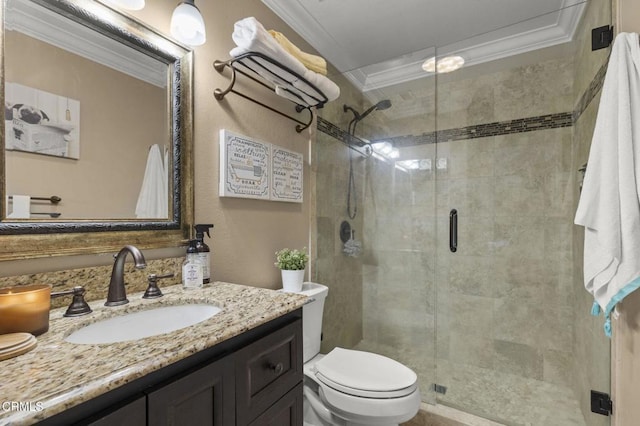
<box><xmin>422</xmin><ymin>55</ymin><xmax>465</xmax><ymax>74</ymax></box>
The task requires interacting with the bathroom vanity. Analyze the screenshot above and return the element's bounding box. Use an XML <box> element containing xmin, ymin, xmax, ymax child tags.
<box><xmin>0</xmin><ymin>283</ymin><xmax>306</xmax><ymax>425</ymax></box>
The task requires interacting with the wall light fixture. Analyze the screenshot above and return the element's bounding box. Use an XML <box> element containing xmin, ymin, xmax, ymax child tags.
<box><xmin>170</xmin><ymin>0</ymin><xmax>206</xmax><ymax>46</ymax></box>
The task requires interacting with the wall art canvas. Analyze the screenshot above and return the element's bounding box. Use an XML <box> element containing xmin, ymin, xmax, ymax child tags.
<box><xmin>5</xmin><ymin>82</ymin><xmax>80</xmax><ymax>159</ymax></box>
<box><xmin>219</xmin><ymin>129</ymin><xmax>271</xmax><ymax>200</ymax></box>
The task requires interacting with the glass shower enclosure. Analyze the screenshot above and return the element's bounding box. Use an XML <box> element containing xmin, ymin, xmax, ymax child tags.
<box><xmin>314</xmin><ymin>1</ymin><xmax>611</xmax><ymax>424</ymax></box>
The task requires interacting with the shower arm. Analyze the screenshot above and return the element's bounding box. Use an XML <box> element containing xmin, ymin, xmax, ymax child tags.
<box><xmin>344</xmin><ymin>105</ymin><xmax>361</xmax><ymax>121</ymax></box>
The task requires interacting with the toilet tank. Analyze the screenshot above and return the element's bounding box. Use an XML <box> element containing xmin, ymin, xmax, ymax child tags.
<box><xmin>298</xmin><ymin>282</ymin><xmax>328</xmax><ymax>362</ymax></box>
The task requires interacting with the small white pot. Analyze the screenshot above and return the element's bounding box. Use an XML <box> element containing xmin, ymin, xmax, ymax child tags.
<box><xmin>281</xmin><ymin>269</ymin><xmax>305</xmax><ymax>292</ymax></box>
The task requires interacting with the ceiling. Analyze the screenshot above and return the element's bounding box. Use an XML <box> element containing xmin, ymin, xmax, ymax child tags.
<box><xmin>261</xmin><ymin>0</ymin><xmax>586</xmax><ymax>92</ymax></box>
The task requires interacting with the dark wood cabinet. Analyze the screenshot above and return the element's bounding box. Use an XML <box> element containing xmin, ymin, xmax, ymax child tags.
<box><xmin>147</xmin><ymin>356</ymin><xmax>235</xmax><ymax>426</ymax></box>
<box><xmin>47</xmin><ymin>310</ymin><xmax>303</xmax><ymax>426</ymax></box>
<box><xmin>85</xmin><ymin>396</ymin><xmax>146</xmax><ymax>426</ymax></box>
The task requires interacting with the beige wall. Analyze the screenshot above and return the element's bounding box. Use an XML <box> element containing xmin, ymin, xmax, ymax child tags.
<box><xmin>5</xmin><ymin>31</ymin><xmax>166</xmax><ymax>219</ymax></box>
<box><xmin>612</xmin><ymin>2</ymin><xmax>640</xmax><ymax>425</ymax></box>
<box><xmin>0</xmin><ymin>0</ymin><xmax>319</xmax><ymax>288</ymax></box>
<box><xmin>129</xmin><ymin>0</ymin><xmax>316</xmax><ymax>289</ymax></box>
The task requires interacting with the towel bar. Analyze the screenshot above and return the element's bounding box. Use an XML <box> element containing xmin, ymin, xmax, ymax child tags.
<box><xmin>8</xmin><ymin>195</ymin><xmax>61</xmax><ymax>204</ymax></box>
<box><xmin>30</xmin><ymin>212</ymin><xmax>61</xmax><ymax>218</ymax></box>
<box><xmin>214</xmin><ymin>52</ymin><xmax>329</xmax><ymax>133</ymax></box>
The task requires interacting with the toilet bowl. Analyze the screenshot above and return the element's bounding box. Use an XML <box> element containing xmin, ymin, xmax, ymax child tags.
<box><xmin>292</xmin><ymin>282</ymin><xmax>420</xmax><ymax>426</ymax></box>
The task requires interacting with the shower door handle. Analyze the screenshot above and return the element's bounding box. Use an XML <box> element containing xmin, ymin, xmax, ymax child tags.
<box><xmin>449</xmin><ymin>209</ymin><xmax>457</xmax><ymax>253</ymax></box>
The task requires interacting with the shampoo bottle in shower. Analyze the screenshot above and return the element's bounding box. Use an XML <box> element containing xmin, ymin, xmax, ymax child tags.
<box><xmin>182</xmin><ymin>240</ymin><xmax>203</xmax><ymax>290</ymax></box>
<box><xmin>194</xmin><ymin>224</ymin><xmax>214</xmax><ymax>284</ymax></box>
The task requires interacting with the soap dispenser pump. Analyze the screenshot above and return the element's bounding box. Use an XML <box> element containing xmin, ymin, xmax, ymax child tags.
<box><xmin>194</xmin><ymin>224</ymin><xmax>214</xmax><ymax>284</ymax></box>
<box><xmin>182</xmin><ymin>240</ymin><xmax>203</xmax><ymax>290</ymax></box>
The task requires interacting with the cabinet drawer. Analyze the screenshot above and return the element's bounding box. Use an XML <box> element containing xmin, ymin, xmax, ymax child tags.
<box><xmin>248</xmin><ymin>382</ymin><xmax>303</xmax><ymax>426</ymax></box>
<box><xmin>236</xmin><ymin>318</ymin><xmax>302</xmax><ymax>425</ymax></box>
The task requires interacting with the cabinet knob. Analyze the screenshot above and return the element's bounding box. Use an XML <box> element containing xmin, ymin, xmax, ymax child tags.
<box><xmin>269</xmin><ymin>362</ymin><xmax>284</xmax><ymax>375</ymax></box>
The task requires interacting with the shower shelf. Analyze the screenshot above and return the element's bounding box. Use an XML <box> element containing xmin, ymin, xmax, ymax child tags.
<box><xmin>213</xmin><ymin>52</ymin><xmax>329</xmax><ymax>133</ymax></box>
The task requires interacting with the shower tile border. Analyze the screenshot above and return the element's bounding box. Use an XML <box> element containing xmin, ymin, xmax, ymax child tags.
<box><xmin>573</xmin><ymin>60</ymin><xmax>608</xmax><ymax>122</ymax></box>
<box><xmin>317</xmin><ymin>116</ymin><xmax>362</xmax><ymax>145</ymax></box>
<box><xmin>317</xmin><ymin>60</ymin><xmax>607</xmax><ymax>147</ymax></box>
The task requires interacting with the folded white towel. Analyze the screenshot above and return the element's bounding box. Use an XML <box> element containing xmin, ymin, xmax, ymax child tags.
<box><xmin>574</xmin><ymin>32</ymin><xmax>640</xmax><ymax>336</ymax></box>
<box><xmin>229</xmin><ymin>17</ymin><xmax>340</xmax><ymax>106</ymax></box>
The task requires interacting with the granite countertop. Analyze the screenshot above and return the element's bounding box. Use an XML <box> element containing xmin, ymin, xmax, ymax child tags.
<box><xmin>0</xmin><ymin>282</ymin><xmax>307</xmax><ymax>425</ymax></box>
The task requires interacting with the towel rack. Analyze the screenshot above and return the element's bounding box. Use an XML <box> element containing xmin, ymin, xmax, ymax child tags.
<box><xmin>30</xmin><ymin>212</ymin><xmax>61</xmax><ymax>218</ymax></box>
<box><xmin>213</xmin><ymin>52</ymin><xmax>329</xmax><ymax>133</ymax></box>
<box><xmin>8</xmin><ymin>195</ymin><xmax>61</xmax><ymax>204</ymax></box>
<box><xmin>8</xmin><ymin>195</ymin><xmax>62</xmax><ymax>218</ymax></box>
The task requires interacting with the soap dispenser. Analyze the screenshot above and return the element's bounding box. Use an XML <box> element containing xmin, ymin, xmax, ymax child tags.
<box><xmin>194</xmin><ymin>224</ymin><xmax>214</xmax><ymax>284</ymax></box>
<box><xmin>182</xmin><ymin>240</ymin><xmax>203</xmax><ymax>290</ymax></box>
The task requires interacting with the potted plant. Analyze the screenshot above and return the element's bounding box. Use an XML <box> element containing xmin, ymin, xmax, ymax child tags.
<box><xmin>275</xmin><ymin>247</ymin><xmax>308</xmax><ymax>292</ymax></box>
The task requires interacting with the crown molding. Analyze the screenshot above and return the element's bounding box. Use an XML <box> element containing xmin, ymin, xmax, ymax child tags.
<box><xmin>347</xmin><ymin>2</ymin><xmax>584</xmax><ymax>92</ymax></box>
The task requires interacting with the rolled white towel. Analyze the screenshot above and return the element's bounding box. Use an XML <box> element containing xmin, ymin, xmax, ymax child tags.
<box><xmin>230</xmin><ymin>17</ymin><xmax>308</xmax><ymax>77</ymax></box>
<box><xmin>229</xmin><ymin>17</ymin><xmax>341</xmax><ymax>106</ymax></box>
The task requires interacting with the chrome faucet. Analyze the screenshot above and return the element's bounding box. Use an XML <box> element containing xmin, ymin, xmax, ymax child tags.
<box><xmin>105</xmin><ymin>245</ymin><xmax>147</xmax><ymax>306</ymax></box>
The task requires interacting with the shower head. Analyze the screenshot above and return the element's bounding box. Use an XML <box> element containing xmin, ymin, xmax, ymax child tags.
<box><xmin>343</xmin><ymin>99</ymin><xmax>392</xmax><ymax>123</ymax></box>
<box><xmin>344</xmin><ymin>99</ymin><xmax>392</xmax><ymax>147</ymax></box>
<box><xmin>360</xmin><ymin>99</ymin><xmax>392</xmax><ymax>119</ymax></box>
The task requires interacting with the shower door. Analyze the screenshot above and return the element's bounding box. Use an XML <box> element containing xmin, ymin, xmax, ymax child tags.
<box><xmin>432</xmin><ymin>1</ymin><xmax>611</xmax><ymax>424</ymax></box>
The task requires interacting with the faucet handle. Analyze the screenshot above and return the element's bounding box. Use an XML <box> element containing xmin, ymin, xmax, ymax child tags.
<box><xmin>143</xmin><ymin>273</ymin><xmax>175</xmax><ymax>299</ymax></box>
<box><xmin>51</xmin><ymin>286</ymin><xmax>92</xmax><ymax>317</ymax></box>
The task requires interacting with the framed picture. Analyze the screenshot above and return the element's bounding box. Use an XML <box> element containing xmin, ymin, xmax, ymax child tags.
<box><xmin>271</xmin><ymin>146</ymin><xmax>303</xmax><ymax>203</ymax></box>
<box><xmin>5</xmin><ymin>82</ymin><xmax>80</xmax><ymax>159</ymax></box>
<box><xmin>219</xmin><ymin>129</ymin><xmax>304</xmax><ymax>203</ymax></box>
<box><xmin>219</xmin><ymin>129</ymin><xmax>271</xmax><ymax>200</ymax></box>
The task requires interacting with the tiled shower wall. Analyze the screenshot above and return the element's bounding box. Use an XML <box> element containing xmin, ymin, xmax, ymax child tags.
<box><xmin>356</xmin><ymin>54</ymin><xmax>577</xmax><ymax>421</ymax></box>
<box><xmin>313</xmin><ymin>79</ymin><xmax>366</xmax><ymax>354</ymax></box>
<box><xmin>314</xmin><ymin>128</ymin><xmax>365</xmax><ymax>353</ymax></box>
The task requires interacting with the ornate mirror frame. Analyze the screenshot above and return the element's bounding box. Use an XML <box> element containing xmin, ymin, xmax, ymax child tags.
<box><xmin>0</xmin><ymin>0</ymin><xmax>193</xmax><ymax>261</ymax></box>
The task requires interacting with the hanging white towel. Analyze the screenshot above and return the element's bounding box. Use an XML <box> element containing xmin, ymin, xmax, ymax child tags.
<box><xmin>135</xmin><ymin>144</ymin><xmax>168</xmax><ymax>219</ymax></box>
<box><xmin>574</xmin><ymin>32</ymin><xmax>640</xmax><ymax>336</ymax></box>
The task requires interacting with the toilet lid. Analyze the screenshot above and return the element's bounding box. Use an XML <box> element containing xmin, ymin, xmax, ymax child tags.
<box><xmin>314</xmin><ymin>347</ymin><xmax>417</xmax><ymax>398</ymax></box>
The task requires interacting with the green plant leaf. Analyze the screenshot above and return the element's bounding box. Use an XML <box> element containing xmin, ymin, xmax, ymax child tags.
<box><xmin>275</xmin><ymin>247</ymin><xmax>308</xmax><ymax>270</ymax></box>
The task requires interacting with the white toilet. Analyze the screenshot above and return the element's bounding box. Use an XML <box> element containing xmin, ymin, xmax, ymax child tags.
<box><xmin>295</xmin><ymin>282</ymin><xmax>420</xmax><ymax>426</ymax></box>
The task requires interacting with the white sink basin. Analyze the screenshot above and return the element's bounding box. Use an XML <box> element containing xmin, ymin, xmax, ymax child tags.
<box><xmin>65</xmin><ymin>304</ymin><xmax>222</xmax><ymax>344</ymax></box>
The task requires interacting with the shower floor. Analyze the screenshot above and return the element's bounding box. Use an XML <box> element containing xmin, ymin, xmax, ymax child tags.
<box><xmin>353</xmin><ymin>340</ymin><xmax>586</xmax><ymax>426</ymax></box>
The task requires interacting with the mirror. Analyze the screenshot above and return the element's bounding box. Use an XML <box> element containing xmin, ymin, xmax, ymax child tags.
<box><xmin>0</xmin><ymin>0</ymin><xmax>194</xmax><ymax>260</ymax></box>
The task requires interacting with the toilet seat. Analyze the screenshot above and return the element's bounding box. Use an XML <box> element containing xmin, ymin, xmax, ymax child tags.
<box><xmin>313</xmin><ymin>347</ymin><xmax>418</xmax><ymax>398</ymax></box>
